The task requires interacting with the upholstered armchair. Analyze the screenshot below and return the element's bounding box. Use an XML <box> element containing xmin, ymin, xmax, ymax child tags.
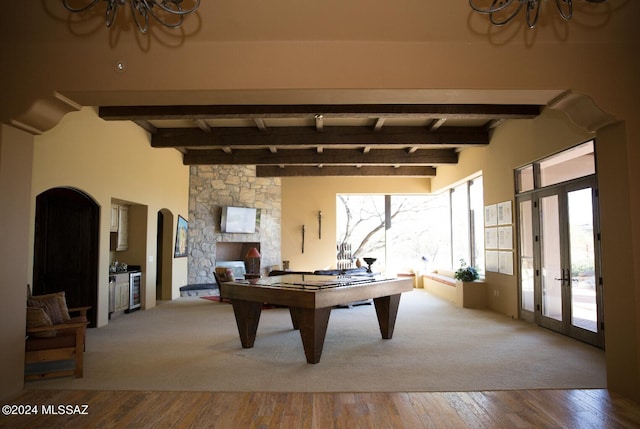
<box><xmin>25</xmin><ymin>288</ymin><xmax>90</xmax><ymax>380</ymax></box>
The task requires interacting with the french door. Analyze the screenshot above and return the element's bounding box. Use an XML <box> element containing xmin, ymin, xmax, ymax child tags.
<box><xmin>519</xmin><ymin>177</ymin><xmax>603</xmax><ymax>348</ymax></box>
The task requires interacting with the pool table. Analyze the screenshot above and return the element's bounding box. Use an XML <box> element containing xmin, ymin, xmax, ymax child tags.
<box><xmin>219</xmin><ymin>274</ymin><xmax>413</xmax><ymax>363</ymax></box>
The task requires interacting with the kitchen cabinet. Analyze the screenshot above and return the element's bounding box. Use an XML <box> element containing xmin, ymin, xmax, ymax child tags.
<box><xmin>113</xmin><ymin>273</ymin><xmax>130</xmax><ymax>315</ymax></box>
<box><xmin>111</xmin><ymin>204</ymin><xmax>129</xmax><ymax>251</ymax></box>
<box><xmin>109</xmin><ymin>276</ymin><xmax>115</xmax><ymax>317</ymax></box>
<box><xmin>110</xmin><ymin>204</ymin><xmax>119</xmax><ymax>232</ymax></box>
<box><xmin>116</xmin><ymin>205</ymin><xmax>128</xmax><ymax>251</ymax></box>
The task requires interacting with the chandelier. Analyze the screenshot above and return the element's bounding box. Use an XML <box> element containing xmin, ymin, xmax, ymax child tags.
<box><xmin>62</xmin><ymin>0</ymin><xmax>200</xmax><ymax>33</ymax></box>
<box><xmin>469</xmin><ymin>0</ymin><xmax>606</xmax><ymax>28</ymax></box>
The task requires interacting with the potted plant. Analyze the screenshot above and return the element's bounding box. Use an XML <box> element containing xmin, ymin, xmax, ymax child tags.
<box><xmin>454</xmin><ymin>259</ymin><xmax>479</xmax><ymax>282</ymax></box>
<box><xmin>453</xmin><ymin>259</ymin><xmax>485</xmax><ymax>309</ymax></box>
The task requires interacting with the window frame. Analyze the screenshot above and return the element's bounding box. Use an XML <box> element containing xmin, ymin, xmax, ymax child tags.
<box><xmin>336</xmin><ymin>174</ymin><xmax>484</xmax><ymax>274</ymax></box>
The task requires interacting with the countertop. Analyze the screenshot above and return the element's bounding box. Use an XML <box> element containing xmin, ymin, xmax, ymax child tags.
<box><xmin>109</xmin><ymin>268</ymin><xmax>142</xmax><ymax>277</ymax></box>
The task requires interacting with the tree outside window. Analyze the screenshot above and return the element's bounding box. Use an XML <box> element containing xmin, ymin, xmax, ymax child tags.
<box><xmin>336</xmin><ymin>176</ymin><xmax>482</xmax><ymax>274</ymax></box>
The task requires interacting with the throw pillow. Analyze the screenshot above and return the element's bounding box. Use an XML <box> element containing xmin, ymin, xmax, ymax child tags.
<box><xmin>26</xmin><ymin>307</ymin><xmax>56</xmax><ymax>338</ymax></box>
<box><xmin>27</xmin><ymin>291</ymin><xmax>71</xmax><ymax>324</ymax></box>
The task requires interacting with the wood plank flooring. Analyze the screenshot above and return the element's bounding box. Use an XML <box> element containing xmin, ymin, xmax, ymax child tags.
<box><xmin>2</xmin><ymin>389</ymin><xmax>640</xmax><ymax>428</ymax></box>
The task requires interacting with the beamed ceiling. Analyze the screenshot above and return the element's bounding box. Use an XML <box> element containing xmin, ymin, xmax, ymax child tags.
<box><xmin>99</xmin><ymin>103</ymin><xmax>542</xmax><ymax>177</ymax></box>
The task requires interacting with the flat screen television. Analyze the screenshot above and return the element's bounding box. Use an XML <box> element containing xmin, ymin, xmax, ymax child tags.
<box><xmin>221</xmin><ymin>206</ymin><xmax>259</xmax><ymax>233</ymax></box>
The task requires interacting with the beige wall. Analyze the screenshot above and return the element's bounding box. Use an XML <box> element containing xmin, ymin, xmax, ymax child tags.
<box><xmin>281</xmin><ymin>176</ymin><xmax>429</xmax><ymax>272</ymax></box>
<box><xmin>593</xmin><ymin>120</ymin><xmax>638</xmax><ymax>399</ymax></box>
<box><xmin>29</xmin><ymin>108</ymin><xmax>190</xmax><ymax>327</ymax></box>
<box><xmin>1</xmin><ymin>0</ymin><xmax>639</xmax><ymax>403</ymax></box>
<box><xmin>432</xmin><ymin>109</ymin><xmax>594</xmax><ymax>317</ymax></box>
<box><xmin>0</xmin><ymin>125</ymin><xmax>34</xmax><ymax>399</ymax></box>
<box><xmin>282</xmin><ymin>110</ymin><xmax>595</xmax><ymax>317</ymax></box>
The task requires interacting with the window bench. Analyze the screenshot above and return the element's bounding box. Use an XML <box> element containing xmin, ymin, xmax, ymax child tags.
<box><xmin>422</xmin><ymin>270</ymin><xmax>487</xmax><ymax>309</ymax></box>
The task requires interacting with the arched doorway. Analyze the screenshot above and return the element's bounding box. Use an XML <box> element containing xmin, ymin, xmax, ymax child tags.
<box><xmin>33</xmin><ymin>187</ymin><xmax>99</xmax><ymax>327</ymax></box>
<box><xmin>156</xmin><ymin>209</ymin><xmax>174</xmax><ymax>301</ymax></box>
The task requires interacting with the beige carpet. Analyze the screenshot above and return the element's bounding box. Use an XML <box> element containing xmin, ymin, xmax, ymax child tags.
<box><xmin>26</xmin><ymin>290</ymin><xmax>606</xmax><ymax>392</ymax></box>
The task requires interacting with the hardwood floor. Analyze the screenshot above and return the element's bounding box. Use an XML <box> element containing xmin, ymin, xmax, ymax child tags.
<box><xmin>2</xmin><ymin>389</ymin><xmax>640</xmax><ymax>428</ymax></box>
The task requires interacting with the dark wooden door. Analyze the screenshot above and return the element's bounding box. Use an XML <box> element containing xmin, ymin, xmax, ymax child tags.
<box><xmin>33</xmin><ymin>188</ymin><xmax>99</xmax><ymax>327</ymax></box>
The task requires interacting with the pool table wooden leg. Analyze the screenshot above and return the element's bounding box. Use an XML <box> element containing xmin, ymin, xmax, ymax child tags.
<box><xmin>289</xmin><ymin>307</ymin><xmax>301</xmax><ymax>330</ymax></box>
<box><xmin>296</xmin><ymin>307</ymin><xmax>332</xmax><ymax>364</ymax></box>
<box><xmin>373</xmin><ymin>294</ymin><xmax>401</xmax><ymax>339</ymax></box>
<box><xmin>231</xmin><ymin>299</ymin><xmax>263</xmax><ymax>348</ymax></box>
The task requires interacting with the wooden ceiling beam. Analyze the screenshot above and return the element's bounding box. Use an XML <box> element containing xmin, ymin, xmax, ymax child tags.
<box><xmin>428</xmin><ymin>118</ymin><xmax>447</xmax><ymax>131</ymax></box>
<box><xmin>133</xmin><ymin>120</ymin><xmax>157</xmax><ymax>134</ymax></box>
<box><xmin>485</xmin><ymin>119</ymin><xmax>504</xmax><ymax>130</ymax></box>
<box><xmin>373</xmin><ymin>118</ymin><xmax>385</xmax><ymax>131</ymax></box>
<box><xmin>182</xmin><ymin>148</ymin><xmax>458</xmax><ymax>165</ymax></box>
<box><xmin>194</xmin><ymin>119</ymin><xmax>211</xmax><ymax>133</ymax></box>
<box><xmin>151</xmin><ymin>126</ymin><xmax>489</xmax><ymax>148</ymax></box>
<box><xmin>97</xmin><ymin>103</ymin><xmax>544</xmax><ymax>176</ymax></box>
<box><xmin>256</xmin><ymin>165</ymin><xmax>437</xmax><ymax>177</ymax></box>
<box><xmin>254</xmin><ymin>118</ymin><xmax>267</xmax><ymax>131</ymax></box>
<box><xmin>99</xmin><ymin>104</ymin><xmax>541</xmax><ymax>121</ymax></box>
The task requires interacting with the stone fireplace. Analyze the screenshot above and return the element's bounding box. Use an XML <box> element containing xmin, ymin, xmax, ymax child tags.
<box><xmin>188</xmin><ymin>165</ymin><xmax>281</xmax><ymax>285</ymax></box>
<box><xmin>216</xmin><ymin>241</ymin><xmax>261</xmax><ymax>276</ymax></box>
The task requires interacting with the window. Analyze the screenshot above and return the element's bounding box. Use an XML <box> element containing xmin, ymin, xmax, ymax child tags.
<box><xmin>469</xmin><ymin>177</ymin><xmax>485</xmax><ymax>273</ymax></box>
<box><xmin>451</xmin><ymin>183</ymin><xmax>470</xmax><ymax>268</ymax></box>
<box><xmin>518</xmin><ymin>198</ymin><xmax>534</xmax><ymax>312</ymax></box>
<box><xmin>516</xmin><ymin>165</ymin><xmax>534</xmax><ymax>193</ymax></box>
<box><xmin>388</xmin><ymin>194</ymin><xmax>451</xmax><ymax>272</ymax></box>
<box><xmin>336</xmin><ymin>175</ymin><xmax>483</xmax><ymax>274</ymax></box>
<box><xmin>515</xmin><ymin>140</ymin><xmax>602</xmax><ymax>347</ymax></box>
<box><xmin>516</xmin><ymin>141</ymin><xmax>595</xmax><ymax>193</ymax></box>
<box><xmin>540</xmin><ymin>141</ymin><xmax>595</xmax><ymax>187</ymax></box>
<box><xmin>336</xmin><ymin>195</ymin><xmax>386</xmax><ymax>269</ymax></box>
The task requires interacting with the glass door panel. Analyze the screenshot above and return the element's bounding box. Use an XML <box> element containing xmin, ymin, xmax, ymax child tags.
<box><xmin>567</xmin><ymin>188</ymin><xmax>598</xmax><ymax>333</ymax></box>
<box><xmin>525</xmin><ymin>179</ymin><xmax>602</xmax><ymax>347</ymax></box>
<box><xmin>540</xmin><ymin>194</ymin><xmax>563</xmax><ymax>325</ymax></box>
<box><xmin>515</xmin><ymin>142</ymin><xmax>602</xmax><ymax>347</ymax></box>
<box><xmin>519</xmin><ymin>199</ymin><xmax>534</xmax><ymax>314</ymax></box>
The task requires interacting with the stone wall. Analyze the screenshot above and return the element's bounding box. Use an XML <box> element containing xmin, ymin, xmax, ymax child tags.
<box><xmin>188</xmin><ymin>165</ymin><xmax>281</xmax><ymax>284</ymax></box>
